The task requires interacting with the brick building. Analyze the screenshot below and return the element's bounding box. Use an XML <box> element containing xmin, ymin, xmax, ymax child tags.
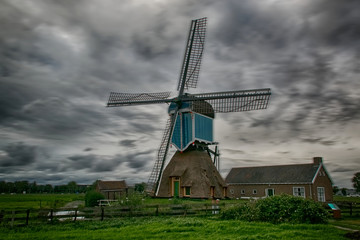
<box><xmin>225</xmin><ymin>157</ymin><xmax>333</xmax><ymax>202</ymax></box>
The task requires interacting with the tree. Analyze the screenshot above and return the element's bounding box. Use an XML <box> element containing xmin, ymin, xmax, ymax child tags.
<box><xmin>341</xmin><ymin>188</ymin><xmax>347</xmax><ymax>196</ymax></box>
<box><xmin>67</xmin><ymin>181</ymin><xmax>78</xmax><ymax>193</ymax></box>
<box><xmin>135</xmin><ymin>183</ymin><xmax>146</xmax><ymax>193</ymax></box>
<box><xmin>332</xmin><ymin>186</ymin><xmax>339</xmax><ymax>195</ymax></box>
<box><xmin>352</xmin><ymin>172</ymin><xmax>360</xmax><ymax>193</ymax></box>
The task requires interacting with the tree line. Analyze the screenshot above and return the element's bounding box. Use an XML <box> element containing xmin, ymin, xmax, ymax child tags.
<box><xmin>0</xmin><ymin>180</ymin><xmax>90</xmax><ymax>194</ymax></box>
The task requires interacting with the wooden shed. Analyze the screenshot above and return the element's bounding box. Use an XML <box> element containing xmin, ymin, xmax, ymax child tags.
<box><xmin>96</xmin><ymin>180</ymin><xmax>128</xmax><ymax>200</ymax></box>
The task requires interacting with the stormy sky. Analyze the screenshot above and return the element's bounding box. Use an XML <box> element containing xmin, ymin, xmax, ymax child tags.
<box><xmin>1</xmin><ymin>0</ymin><xmax>359</xmax><ymax>188</ymax></box>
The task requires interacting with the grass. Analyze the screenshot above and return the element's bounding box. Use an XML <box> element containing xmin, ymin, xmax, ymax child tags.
<box><xmin>0</xmin><ymin>194</ymin><xmax>84</xmax><ymax>210</ymax></box>
<box><xmin>333</xmin><ymin>195</ymin><xmax>360</xmax><ymax>203</ymax></box>
<box><xmin>330</xmin><ymin>218</ymin><xmax>360</xmax><ymax>231</ymax></box>
<box><xmin>0</xmin><ymin>216</ymin><xmax>349</xmax><ymax>240</ymax></box>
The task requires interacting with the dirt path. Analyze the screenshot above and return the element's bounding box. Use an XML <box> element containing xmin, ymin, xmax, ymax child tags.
<box><xmin>61</xmin><ymin>200</ymin><xmax>84</xmax><ymax>208</ymax></box>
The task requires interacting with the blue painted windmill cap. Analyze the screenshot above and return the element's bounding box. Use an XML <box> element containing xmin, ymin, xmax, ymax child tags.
<box><xmin>168</xmin><ymin>101</ymin><xmax>214</xmax><ymax>118</ymax></box>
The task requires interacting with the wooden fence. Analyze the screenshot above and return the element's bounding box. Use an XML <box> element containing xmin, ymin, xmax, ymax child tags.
<box><xmin>0</xmin><ymin>203</ymin><xmax>225</xmax><ymax>227</ymax></box>
<box><xmin>1</xmin><ymin>201</ymin><xmax>358</xmax><ymax>227</ymax></box>
<box><xmin>333</xmin><ymin>201</ymin><xmax>360</xmax><ymax>217</ymax></box>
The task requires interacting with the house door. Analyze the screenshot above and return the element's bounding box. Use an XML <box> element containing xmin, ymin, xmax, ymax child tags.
<box><xmin>210</xmin><ymin>186</ymin><xmax>215</xmax><ymax>198</ymax></box>
<box><xmin>172</xmin><ymin>177</ymin><xmax>180</xmax><ymax>197</ymax></box>
<box><xmin>174</xmin><ymin>181</ymin><xmax>179</xmax><ymax>197</ymax></box>
<box><xmin>266</xmin><ymin>188</ymin><xmax>274</xmax><ymax>197</ymax></box>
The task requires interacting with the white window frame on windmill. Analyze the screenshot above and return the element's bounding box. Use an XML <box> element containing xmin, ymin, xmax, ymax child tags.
<box><xmin>171</xmin><ymin>110</ymin><xmax>214</xmax><ymax>151</ymax></box>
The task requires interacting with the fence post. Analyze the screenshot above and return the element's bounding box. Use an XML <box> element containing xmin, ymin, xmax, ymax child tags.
<box><xmin>155</xmin><ymin>205</ymin><xmax>159</xmax><ymax>216</ymax></box>
<box><xmin>50</xmin><ymin>209</ymin><xmax>54</xmax><ymax>222</ymax></box>
<box><xmin>101</xmin><ymin>207</ymin><xmax>104</xmax><ymax>221</ymax></box>
<box><xmin>26</xmin><ymin>209</ymin><xmax>30</xmax><ymax>225</ymax></box>
<box><xmin>74</xmin><ymin>209</ymin><xmax>78</xmax><ymax>222</ymax></box>
<box><xmin>349</xmin><ymin>202</ymin><xmax>353</xmax><ymax>216</ymax></box>
<box><xmin>11</xmin><ymin>210</ymin><xmax>15</xmax><ymax>227</ymax></box>
<box><xmin>0</xmin><ymin>210</ymin><xmax>4</xmax><ymax>224</ymax></box>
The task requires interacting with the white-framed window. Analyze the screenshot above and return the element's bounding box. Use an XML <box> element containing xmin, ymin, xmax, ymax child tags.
<box><xmin>317</xmin><ymin>187</ymin><xmax>325</xmax><ymax>202</ymax></box>
<box><xmin>253</xmin><ymin>189</ymin><xmax>257</xmax><ymax>194</ymax></box>
<box><xmin>293</xmin><ymin>187</ymin><xmax>305</xmax><ymax>198</ymax></box>
<box><xmin>229</xmin><ymin>189</ymin><xmax>234</xmax><ymax>194</ymax></box>
<box><xmin>241</xmin><ymin>189</ymin><xmax>245</xmax><ymax>194</ymax></box>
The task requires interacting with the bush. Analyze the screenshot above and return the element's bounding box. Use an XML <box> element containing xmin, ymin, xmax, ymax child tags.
<box><xmin>221</xmin><ymin>194</ymin><xmax>329</xmax><ymax>224</ymax></box>
<box><xmin>85</xmin><ymin>191</ymin><xmax>105</xmax><ymax>207</ymax></box>
<box><xmin>221</xmin><ymin>202</ymin><xmax>258</xmax><ymax>221</ymax></box>
<box><xmin>119</xmin><ymin>192</ymin><xmax>144</xmax><ymax>207</ymax></box>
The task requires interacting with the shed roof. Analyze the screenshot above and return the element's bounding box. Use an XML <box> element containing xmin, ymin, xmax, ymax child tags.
<box><xmin>97</xmin><ymin>180</ymin><xmax>128</xmax><ymax>190</ymax></box>
<box><xmin>226</xmin><ymin>163</ymin><xmax>321</xmax><ymax>184</ymax></box>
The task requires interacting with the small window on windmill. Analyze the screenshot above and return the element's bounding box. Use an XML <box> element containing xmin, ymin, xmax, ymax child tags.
<box><xmin>253</xmin><ymin>189</ymin><xmax>257</xmax><ymax>194</ymax></box>
<box><xmin>241</xmin><ymin>189</ymin><xmax>245</xmax><ymax>194</ymax></box>
<box><xmin>230</xmin><ymin>189</ymin><xmax>234</xmax><ymax>194</ymax></box>
<box><xmin>185</xmin><ymin>187</ymin><xmax>191</xmax><ymax>196</ymax></box>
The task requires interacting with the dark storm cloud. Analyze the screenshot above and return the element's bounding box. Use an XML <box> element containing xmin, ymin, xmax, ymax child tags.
<box><xmin>119</xmin><ymin>140</ymin><xmax>136</xmax><ymax>148</ymax></box>
<box><xmin>0</xmin><ymin>142</ymin><xmax>37</xmax><ymax>167</ymax></box>
<box><xmin>63</xmin><ymin>150</ymin><xmax>153</xmax><ymax>173</ymax></box>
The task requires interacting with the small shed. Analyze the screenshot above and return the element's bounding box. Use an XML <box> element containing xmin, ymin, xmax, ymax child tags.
<box><xmin>96</xmin><ymin>180</ymin><xmax>128</xmax><ymax>200</ymax></box>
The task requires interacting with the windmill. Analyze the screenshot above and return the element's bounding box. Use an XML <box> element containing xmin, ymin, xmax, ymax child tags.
<box><xmin>107</xmin><ymin>17</ymin><xmax>271</xmax><ymax>198</ymax></box>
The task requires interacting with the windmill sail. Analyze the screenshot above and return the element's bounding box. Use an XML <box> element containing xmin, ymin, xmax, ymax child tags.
<box><xmin>146</xmin><ymin>110</ymin><xmax>179</xmax><ymax>195</ymax></box>
<box><xmin>107</xmin><ymin>92</ymin><xmax>172</xmax><ymax>107</ymax></box>
<box><xmin>177</xmin><ymin>17</ymin><xmax>207</xmax><ymax>94</ymax></box>
<box><xmin>185</xmin><ymin>88</ymin><xmax>271</xmax><ymax>113</ymax></box>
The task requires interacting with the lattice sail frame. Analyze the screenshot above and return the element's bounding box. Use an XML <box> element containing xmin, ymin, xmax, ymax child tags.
<box><xmin>187</xmin><ymin>88</ymin><xmax>271</xmax><ymax>113</ymax></box>
<box><xmin>107</xmin><ymin>92</ymin><xmax>171</xmax><ymax>107</ymax></box>
<box><xmin>177</xmin><ymin>17</ymin><xmax>207</xmax><ymax>92</ymax></box>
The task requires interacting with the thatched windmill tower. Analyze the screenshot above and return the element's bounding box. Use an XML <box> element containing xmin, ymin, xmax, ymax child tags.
<box><xmin>107</xmin><ymin>17</ymin><xmax>271</xmax><ymax>198</ymax></box>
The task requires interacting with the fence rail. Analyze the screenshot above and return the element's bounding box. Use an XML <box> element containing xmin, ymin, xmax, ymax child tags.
<box><xmin>1</xmin><ymin>201</ymin><xmax>358</xmax><ymax>227</ymax></box>
<box><xmin>333</xmin><ymin>201</ymin><xmax>360</xmax><ymax>216</ymax></box>
<box><xmin>0</xmin><ymin>203</ymin><xmax>225</xmax><ymax>227</ymax></box>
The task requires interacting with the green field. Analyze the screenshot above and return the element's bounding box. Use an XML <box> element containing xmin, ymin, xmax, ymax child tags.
<box><xmin>0</xmin><ymin>194</ymin><xmax>358</xmax><ymax>239</ymax></box>
<box><xmin>0</xmin><ymin>216</ymin><xmax>348</xmax><ymax>240</ymax></box>
<box><xmin>0</xmin><ymin>194</ymin><xmax>84</xmax><ymax>210</ymax></box>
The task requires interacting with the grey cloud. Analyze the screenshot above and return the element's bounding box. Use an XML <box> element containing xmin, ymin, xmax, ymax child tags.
<box><xmin>119</xmin><ymin>140</ymin><xmax>136</xmax><ymax>148</ymax></box>
<box><xmin>0</xmin><ymin>142</ymin><xmax>37</xmax><ymax>167</ymax></box>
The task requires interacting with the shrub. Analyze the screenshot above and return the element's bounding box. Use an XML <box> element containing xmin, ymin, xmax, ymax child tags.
<box><xmin>256</xmin><ymin>194</ymin><xmax>328</xmax><ymax>224</ymax></box>
<box><xmin>119</xmin><ymin>192</ymin><xmax>144</xmax><ymax>207</ymax></box>
<box><xmin>85</xmin><ymin>191</ymin><xmax>105</xmax><ymax>207</ymax></box>
<box><xmin>221</xmin><ymin>194</ymin><xmax>329</xmax><ymax>224</ymax></box>
<box><xmin>221</xmin><ymin>202</ymin><xmax>258</xmax><ymax>221</ymax></box>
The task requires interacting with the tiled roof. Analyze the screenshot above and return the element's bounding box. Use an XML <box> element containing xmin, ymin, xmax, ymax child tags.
<box><xmin>97</xmin><ymin>180</ymin><xmax>128</xmax><ymax>190</ymax></box>
<box><xmin>226</xmin><ymin>163</ymin><xmax>320</xmax><ymax>184</ymax></box>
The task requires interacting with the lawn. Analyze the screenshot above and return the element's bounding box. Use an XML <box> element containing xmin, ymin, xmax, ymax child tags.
<box><xmin>0</xmin><ymin>216</ymin><xmax>348</xmax><ymax>240</ymax></box>
<box><xmin>0</xmin><ymin>194</ymin><xmax>84</xmax><ymax>210</ymax></box>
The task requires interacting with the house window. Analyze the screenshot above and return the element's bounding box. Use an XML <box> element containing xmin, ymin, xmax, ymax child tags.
<box><xmin>184</xmin><ymin>186</ymin><xmax>191</xmax><ymax>196</ymax></box>
<box><xmin>293</xmin><ymin>187</ymin><xmax>305</xmax><ymax>198</ymax></box>
<box><xmin>229</xmin><ymin>189</ymin><xmax>234</xmax><ymax>194</ymax></box>
<box><xmin>266</xmin><ymin>188</ymin><xmax>274</xmax><ymax>197</ymax></box>
<box><xmin>241</xmin><ymin>189</ymin><xmax>245</xmax><ymax>194</ymax></box>
<box><xmin>317</xmin><ymin>187</ymin><xmax>325</xmax><ymax>202</ymax></box>
<box><xmin>253</xmin><ymin>189</ymin><xmax>257</xmax><ymax>194</ymax></box>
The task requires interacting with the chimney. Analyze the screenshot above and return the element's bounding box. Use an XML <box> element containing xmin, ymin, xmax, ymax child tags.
<box><xmin>313</xmin><ymin>157</ymin><xmax>323</xmax><ymax>165</ymax></box>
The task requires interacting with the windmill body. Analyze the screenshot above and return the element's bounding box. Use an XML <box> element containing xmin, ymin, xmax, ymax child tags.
<box><xmin>107</xmin><ymin>17</ymin><xmax>271</xmax><ymax>198</ymax></box>
<box><xmin>169</xmin><ymin>100</ymin><xmax>214</xmax><ymax>152</ymax></box>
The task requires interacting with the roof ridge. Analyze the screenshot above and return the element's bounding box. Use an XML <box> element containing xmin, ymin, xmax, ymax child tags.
<box><xmin>231</xmin><ymin>163</ymin><xmax>314</xmax><ymax>170</ymax></box>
